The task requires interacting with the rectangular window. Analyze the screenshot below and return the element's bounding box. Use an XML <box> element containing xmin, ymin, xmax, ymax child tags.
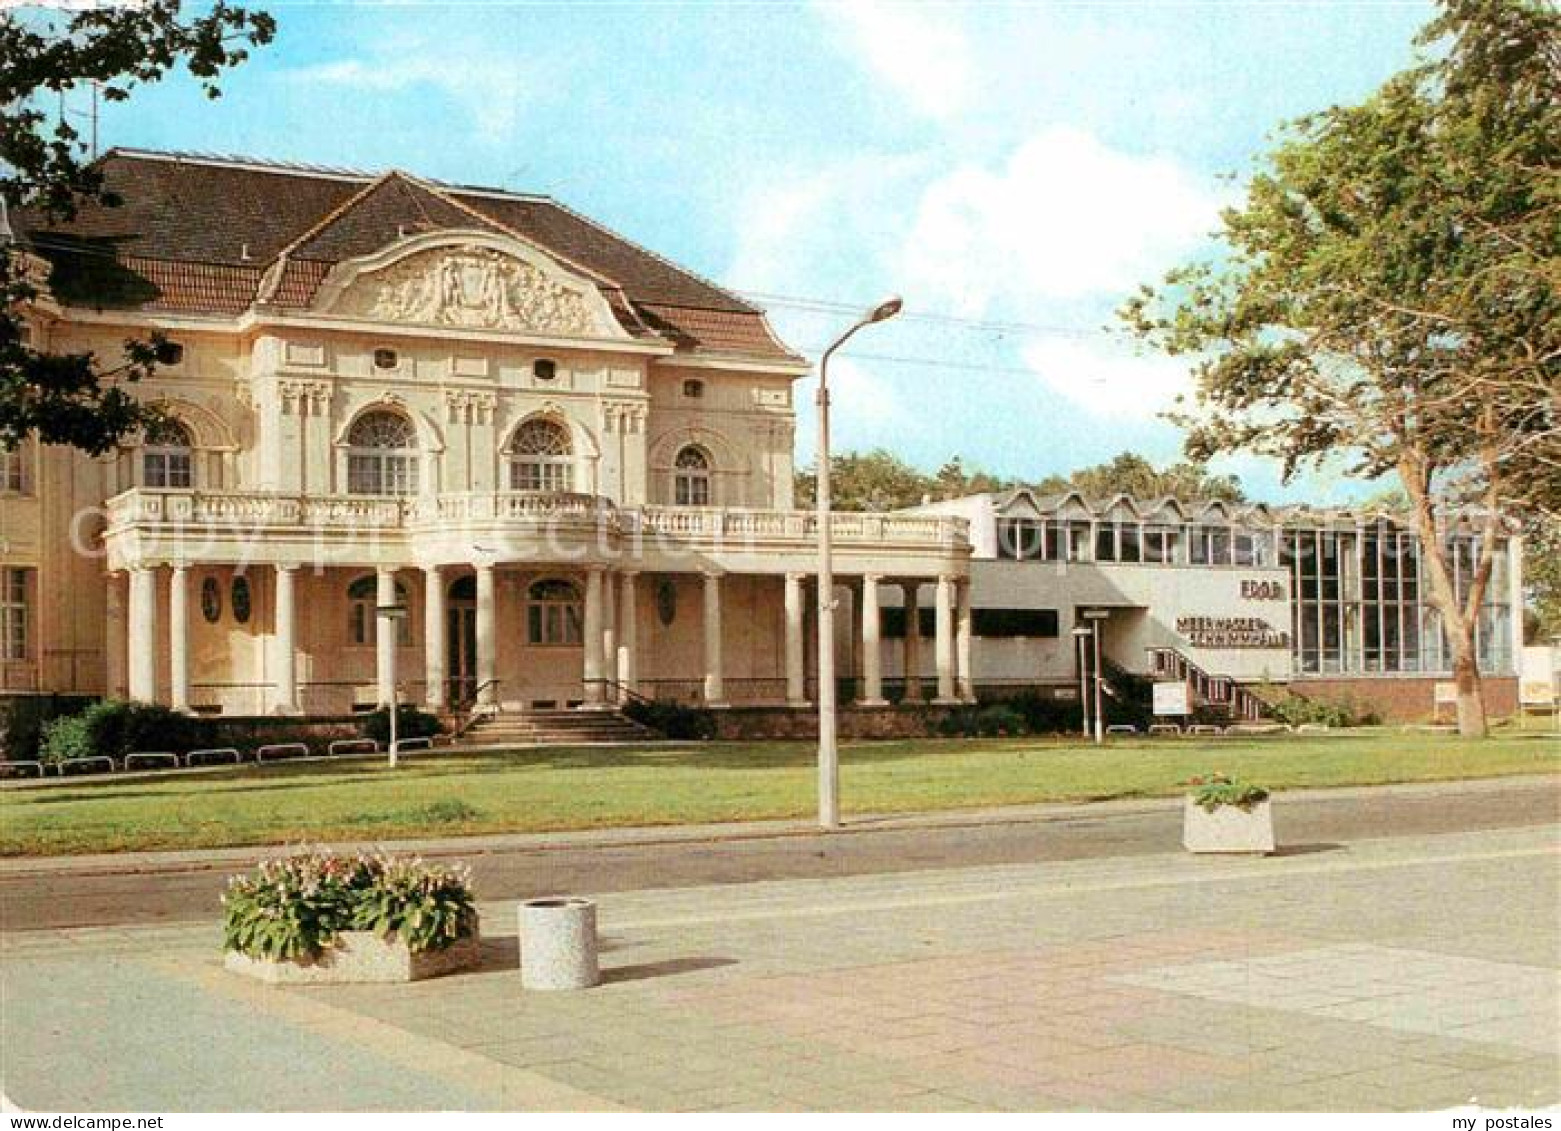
<box><xmin>1094</xmin><ymin>524</ymin><xmax>1117</xmax><ymax>562</ymax></box>
<box><xmin>996</xmin><ymin>519</ymin><xmax>1045</xmax><ymax>561</ymax></box>
<box><xmin>1</xmin><ymin>567</ymin><xmax>29</xmax><ymax>661</ymax></box>
<box><xmin>144</xmin><ymin>451</ymin><xmax>192</xmax><ymax>489</ymax></box>
<box><xmin>970</xmin><ymin>608</ymin><xmax>1060</xmax><ymax>638</ymax></box>
<box><xmin>1118</xmin><ymin>525</ymin><xmax>1142</xmax><ymax>564</ymax></box>
<box><xmin>0</xmin><ymin>445</ymin><xmax>25</xmax><ymax>494</ymax></box>
<box><xmin>675</xmin><ymin>475</ymin><xmax>711</xmax><ymax>506</ymax></box>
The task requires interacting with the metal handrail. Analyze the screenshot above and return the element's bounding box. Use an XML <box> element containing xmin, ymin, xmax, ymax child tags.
<box><xmin>451</xmin><ymin>679</ymin><xmax>502</xmax><ymax>740</ymax></box>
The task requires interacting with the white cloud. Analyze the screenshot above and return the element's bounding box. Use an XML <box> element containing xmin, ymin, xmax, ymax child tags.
<box><xmin>898</xmin><ymin>126</ymin><xmax>1227</xmax><ymax>315</ymax></box>
<box><xmin>283</xmin><ymin>40</ymin><xmax>528</xmax><ymax>144</ymax></box>
<box><xmin>811</xmin><ymin>0</ymin><xmax>975</xmax><ymax>121</ymax></box>
<box><xmin>794</xmin><ymin>357</ymin><xmax>917</xmax><ymax>464</ymax></box>
<box><xmin>1022</xmin><ymin>335</ymin><xmax>1197</xmax><ymax>421</ymax></box>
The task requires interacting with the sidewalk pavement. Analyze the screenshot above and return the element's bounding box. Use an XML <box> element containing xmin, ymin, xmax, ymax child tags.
<box><xmin>2</xmin><ymin>771</ymin><xmax>1556</xmax><ymax>879</ymax></box>
<box><xmin>3</xmin><ymin>823</ymin><xmax>1557</xmax><ymax>1111</ymax></box>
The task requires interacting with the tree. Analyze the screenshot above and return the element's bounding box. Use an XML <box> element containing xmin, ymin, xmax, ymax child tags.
<box><xmin>1064</xmin><ymin>452</ymin><xmax>1245</xmax><ymax>504</ymax></box>
<box><xmin>1123</xmin><ymin>0</ymin><xmax>1559</xmax><ymax>737</ymax></box>
<box><xmin>1</xmin><ymin>1</ymin><xmax>274</xmax><ymax>455</ymax></box>
<box><xmin>795</xmin><ymin>449</ymin><xmax>935</xmax><ymax>511</ymax></box>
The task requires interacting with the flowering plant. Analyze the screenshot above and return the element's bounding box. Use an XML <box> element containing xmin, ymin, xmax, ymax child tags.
<box><xmin>222</xmin><ymin>849</ymin><xmax>476</xmax><ymax>960</ymax></box>
<box><xmin>1185</xmin><ymin>772</ymin><xmax>1270</xmax><ymax>813</ymax></box>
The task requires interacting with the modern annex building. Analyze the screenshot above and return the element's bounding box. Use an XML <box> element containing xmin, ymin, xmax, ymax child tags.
<box><xmin>2</xmin><ymin>149</ymin><xmax>973</xmax><ymax>722</ymax></box>
<box><xmin>900</xmin><ymin>490</ymin><xmax>1525</xmax><ymax>722</ymax></box>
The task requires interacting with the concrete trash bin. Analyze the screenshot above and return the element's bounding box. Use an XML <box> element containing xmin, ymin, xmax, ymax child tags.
<box><xmin>519</xmin><ymin>897</ymin><xmax>600</xmax><ymax>990</ymax></box>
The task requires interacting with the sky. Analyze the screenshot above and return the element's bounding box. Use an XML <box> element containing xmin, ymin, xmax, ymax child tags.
<box><xmin>65</xmin><ymin>0</ymin><xmax>1436</xmax><ymax>503</ymax></box>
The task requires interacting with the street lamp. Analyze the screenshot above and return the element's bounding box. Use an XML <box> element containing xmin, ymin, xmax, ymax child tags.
<box><xmin>817</xmin><ymin>294</ymin><xmax>903</xmax><ymax>830</ymax></box>
<box><xmin>377</xmin><ymin>602</ymin><xmax>409</xmax><ymax>766</ymax></box>
<box><xmin>1081</xmin><ymin>610</ymin><xmax>1110</xmax><ymax>745</ymax></box>
<box><xmin>1071</xmin><ymin>627</ymin><xmax>1093</xmax><ymax>738</ymax></box>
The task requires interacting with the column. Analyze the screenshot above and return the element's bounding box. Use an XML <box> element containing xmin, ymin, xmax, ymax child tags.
<box><xmin>902</xmin><ymin>580</ymin><xmax>924</xmax><ymax>703</ymax></box>
<box><xmin>273</xmin><ymin>564</ymin><xmax>298</xmax><ymax>714</ymax></box>
<box><xmin>375</xmin><ymin>567</ymin><xmax>397</xmax><ymax>707</ymax></box>
<box><xmin>424</xmin><ymin>565</ymin><xmax>446</xmax><ymax>711</ymax></box>
<box><xmin>127</xmin><ymin>565</ymin><xmax>158</xmax><ymax>703</ymax></box>
<box><xmin>859</xmin><ymin>574</ymin><xmax>885</xmax><ymax>705</ymax></box>
<box><xmin>784</xmin><ymin>571</ymin><xmax>807</xmax><ymax>707</ymax></box>
<box><xmin>475</xmin><ymin>564</ymin><xmax>497</xmax><ymax>705</ymax></box>
<box><xmin>934</xmin><ymin>574</ymin><xmax>957</xmax><ymax>704</ymax></box>
<box><xmin>956</xmin><ymin>578</ymin><xmax>975</xmax><ymax>703</ymax></box>
<box><xmin>169</xmin><ymin>565</ymin><xmax>190</xmax><ymax>712</ymax></box>
<box><xmin>601</xmin><ymin>569</ymin><xmax>618</xmax><ymax>699</ymax></box>
<box><xmin>702</xmin><ymin>571</ymin><xmax>726</xmax><ymax>707</ymax></box>
<box><xmin>104</xmin><ymin>572</ymin><xmax>127</xmax><ymax>699</ymax></box>
<box><xmin>617</xmin><ymin>571</ymin><xmax>639</xmax><ymax>697</ymax></box>
<box><xmin>582</xmin><ymin>566</ymin><xmax>606</xmax><ymax>708</ymax></box>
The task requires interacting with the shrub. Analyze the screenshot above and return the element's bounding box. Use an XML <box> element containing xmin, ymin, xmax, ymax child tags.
<box><xmin>362</xmin><ymin>704</ymin><xmax>443</xmax><ymax>745</ymax></box>
<box><xmin>938</xmin><ymin>703</ymin><xmax>1030</xmax><ymax>738</ymax></box>
<box><xmin>1186</xmin><ymin>772</ymin><xmax>1270</xmax><ymax>812</ymax></box>
<box><xmin>39</xmin><ymin>699</ymin><xmax>201</xmax><ymax>765</ymax></box>
<box><xmin>1</xmin><ymin>695</ymin><xmax>94</xmax><ymax>761</ymax></box>
<box><xmin>1262</xmin><ymin>689</ymin><xmax>1379</xmax><ymax>728</ymax></box>
<box><xmin>222</xmin><ymin>849</ymin><xmax>477</xmax><ymax>961</ymax></box>
<box><xmin>623</xmin><ymin>698</ymin><xmax>716</xmax><ymax>740</ymax></box>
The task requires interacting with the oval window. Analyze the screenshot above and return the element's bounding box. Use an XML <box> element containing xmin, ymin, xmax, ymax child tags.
<box><xmin>373</xmin><ymin>348</ymin><xmax>399</xmax><ymax>370</ymax></box>
<box><xmin>533</xmin><ymin>358</ymin><xmax>557</xmax><ymax>382</ymax></box>
<box><xmin>200</xmin><ymin>577</ymin><xmax>222</xmax><ymax>623</ymax></box>
<box><xmin>231</xmin><ymin>575</ymin><xmax>252</xmax><ymax>624</ymax></box>
<box><xmin>655</xmin><ymin>578</ymin><xmax>677</xmax><ymax>627</ymax></box>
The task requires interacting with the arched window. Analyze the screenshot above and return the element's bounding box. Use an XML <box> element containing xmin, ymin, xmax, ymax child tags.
<box><xmin>347</xmin><ymin>576</ymin><xmax>412</xmax><ymax>646</ymax></box>
<box><xmin>674</xmin><ymin>445</ymin><xmax>712</xmax><ymax>506</ymax></box>
<box><xmin>527</xmin><ymin>579</ymin><xmax>583</xmax><ymax>646</ymax></box>
<box><xmin>509</xmin><ymin>418</ymin><xmax>573</xmax><ymax>492</ymax></box>
<box><xmin>346</xmin><ymin>411</ymin><xmax>419</xmax><ymax>496</ymax></box>
<box><xmin>143</xmin><ymin>419</ymin><xmax>193</xmax><ymax>488</ymax></box>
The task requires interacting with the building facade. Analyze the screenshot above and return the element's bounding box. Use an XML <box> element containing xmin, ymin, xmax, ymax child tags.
<box><xmin>3</xmin><ymin>150</ymin><xmax>972</xmax><ymax>719</ymax></box>
<box><xmin>900</xmin><ymin>490</ymin><xmax>1524</xmax><ymax>721</ymax></box>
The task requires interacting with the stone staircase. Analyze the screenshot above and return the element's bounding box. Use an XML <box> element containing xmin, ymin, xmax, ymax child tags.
<box><xmin>455</xmin><ymin>707</ymin><xmax>658</xmax><ymax>747</ymax></box>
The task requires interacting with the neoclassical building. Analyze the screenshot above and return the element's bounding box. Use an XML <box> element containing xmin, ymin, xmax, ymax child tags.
<box><xmin>3</xmin><ymin>150</ymin><xmax>972</xmax><ymax>720</ymax></box>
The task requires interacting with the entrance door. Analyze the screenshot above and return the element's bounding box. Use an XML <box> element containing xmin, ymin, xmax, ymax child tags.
<box><xmin>447</xmin><ymin>576</ymin><xmax>477</xmax><ymax>705</ymax></box>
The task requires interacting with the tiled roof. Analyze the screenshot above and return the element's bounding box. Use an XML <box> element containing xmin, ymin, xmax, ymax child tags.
<box><xmin>16</xmin><ymin>149</ymin><xmax>799</xmax><ymax>362</ymax></box>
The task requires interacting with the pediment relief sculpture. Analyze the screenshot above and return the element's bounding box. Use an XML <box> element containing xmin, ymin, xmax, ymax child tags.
<box><xmin>329</xmin><ymin>245</ymin><xmax>600</xmax><ymax>336</ymax></box>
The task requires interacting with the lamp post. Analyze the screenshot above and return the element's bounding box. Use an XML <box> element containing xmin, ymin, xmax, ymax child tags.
<box><xmin>1071</xmin><ymin>626</ymin><xmax>1093</xmax><ymax>738</ymax></box>
<box><xmin>1081</xmin><ymin>609</ymin><xmax>1109</xmax><ymax>745</ymax></box>
<box><xmin>817</xmin><ymin>294</ymin><xmax>903</xmax><ymax>830</ymax></box>
<box><xmin>377</xmin><ymin>602</ymin><xmax>408</xmax><ymax>766</ymax></box>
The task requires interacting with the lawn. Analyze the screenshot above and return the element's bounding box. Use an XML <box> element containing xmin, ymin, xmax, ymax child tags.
<box><xmin>1</xmin><ymin>732</ymin><xmax>1555</xmax><ymax>856</ymax></box>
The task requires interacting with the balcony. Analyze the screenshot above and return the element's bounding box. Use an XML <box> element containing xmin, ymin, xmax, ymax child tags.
<box><xmin>102</xmin><ymin>488</ymin><xmax>970</xmax><ymax>572</ymax></box>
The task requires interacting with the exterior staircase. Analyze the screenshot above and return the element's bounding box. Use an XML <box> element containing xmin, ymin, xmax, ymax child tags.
<box><xmin>1145</xmin><ymin>647</ymin><xmax>1271</xmax><ymax>721</ymax></box>
<box><xmin>456</xmin><ymin>707</ymin><xmax>658</xmax><ymax>747</ymax></box>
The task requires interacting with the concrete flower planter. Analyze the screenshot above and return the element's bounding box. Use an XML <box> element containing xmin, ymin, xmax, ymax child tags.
<box><xmin>224</xmin><ymin>928</ymin><xmax>482</xmax><ymax>985</ymax></box>
<box><xmin>1182</xmin><ymin>796</ymin><xmax>1275</xmax><ymax>855</ymax></box>
<box><xmin>519</xmin><ymin>898</ymin><xmax>600</xmax><ymax>990</ymax></box>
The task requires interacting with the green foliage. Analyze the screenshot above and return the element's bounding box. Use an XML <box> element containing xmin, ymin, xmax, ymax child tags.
<box><xmin>2</xmin><ymin>1</ymin><xmax>274</xmax><ymax>454</ymax></box>
<box><xmin>39</xmin><ymin>698</ymin><xmax>200</xmax><ymax>764</ymax></box>
<box><xmin>1186</xmin><ymin>773</ymin><xmax>1270</xmax><ymax>813</ymax></box>
<box><xmin>1259</xmin><ymin>686</ymin><xmax>1380</xmax><ymax>728</ymax></box>
<box><xmin>623</xmin><ymin>698</ymin><xmax>716</xmax><ymax>740</ymax></box>
<box><xmin>795</xmin><ymin>447</ymin><xmax>1245</xmax><ymax>511</ymax></box>
<box><xmin>938</xmin><ymin>703</ymin><xmax>1029</xmax><ymax>738</ymax></box>
<box><xmin>361</xmin><ymin>704</ymin><xmax>443</xmax><ymax>745</ymax></box>
<box><xmin>0</xmin><ymin>694</ymin><xmax>93</xmax><ymax>761</ymax></box>
<box><xmin>1523</xmin><ymin>515</ymin><xmax>1561</xmax><ymax>641</ymax></box>
<box><xmin>222</xmin><ymin>850</ymin><xmax>476</xmax><ymax>961</ymax></box>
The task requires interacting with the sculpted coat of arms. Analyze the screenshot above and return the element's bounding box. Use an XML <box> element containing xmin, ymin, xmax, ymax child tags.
<box><xmin>334</xmin><ymin>246</ymin><xmax>597</xmax><ymax>335</ymax></box>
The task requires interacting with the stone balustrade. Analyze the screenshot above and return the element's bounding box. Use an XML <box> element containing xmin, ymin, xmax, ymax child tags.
<box><xmin>105</xmin><ymin>489</ymin><xmax>969</xmax><ymax>548</ymax></box>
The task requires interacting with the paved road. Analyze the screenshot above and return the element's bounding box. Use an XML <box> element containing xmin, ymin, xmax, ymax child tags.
<box><xmin>3</xmin><ymin>776</ymin><xmax>1555</xmax><ymax>931</ymax></box>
